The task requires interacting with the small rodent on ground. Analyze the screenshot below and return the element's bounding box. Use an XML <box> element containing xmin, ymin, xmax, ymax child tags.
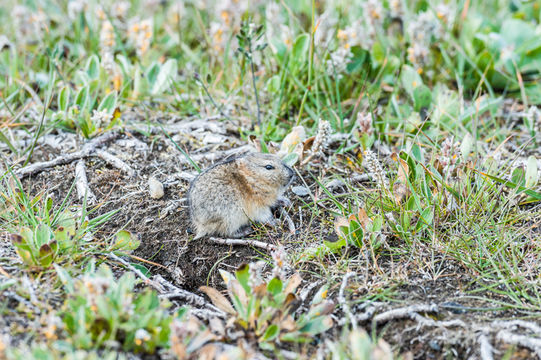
<box><xmin>187</xmin><ymin>152</ymin><xmax>295</xmax><ymax>239</ymax></box>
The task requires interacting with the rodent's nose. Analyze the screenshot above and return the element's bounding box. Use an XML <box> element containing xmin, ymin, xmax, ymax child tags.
<box><xmin>286</xmin><ymin>165</ymin><xmax>295</xmax><ymax>179</ymax></box>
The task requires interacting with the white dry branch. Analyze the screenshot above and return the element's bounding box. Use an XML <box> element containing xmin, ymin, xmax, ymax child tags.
<box><xmin>15</xmin><ymin>131</ymin><xmax>120</xmax><ymax>178</ymax></box>
<box><xmin>494</xmin><ymin>320</ymin><xmax>541</xmax><ymax>336</ymax></box>
<box><xmin>75</xmin><ymin>160</ymin><xmax>96</xmax><ymax>204</ymax></box>
<box><xmin>208</xmin><ymin>237</ymin><xmax>277</xmax><ymax>251</ymax></box>
<box><xmin>409</xmin><ymin>312</ymin><xmax>466</xmax><ymax>329</ymax></box>
<box><xmin>96</xmin><ymin>149</ymin><xmax>136</xmax><ymax>176</ymax></box>
<box><xmin>131</xmin><ymin>116</ymin><xmax>224</xmax><ymax>135</ymax></box>
<box><xmin>496</xmin><ymin>330</ymin><xmax>541</xmax><ymax>357</ymax></box>
<box><xmin>338</xmin><ymin>272</ymin><xmax>357</xmax><ymax>330</ymax></box>
<box><xmin>478</xmin><ymin>333</ymin><xmax>495</xmax><ymax>360</ymax></box>
<box><xmin>373</xmin><ymin>303</ymin><xmax>439</xmax><ymax>323</ymax></box>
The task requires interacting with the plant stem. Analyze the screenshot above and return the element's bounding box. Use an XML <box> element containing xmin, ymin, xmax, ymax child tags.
<box><xmin>195</xmin><ymin>74</ymin><xmax>232</xmax><ymax>122</ymax></box>
<box><xmin>23</xmin><ymin>69</ymin><xmax>55</xmax><ymax>168</ymax></box>
<box><xmin>296</xmin><ymin>0</ymin><xmax>316</xmax><ymax>126</ymax></box>
<box><xmin>250</xmin><ymin>50</ymin><xmax>261</xmax><ymax>130</ymax></box>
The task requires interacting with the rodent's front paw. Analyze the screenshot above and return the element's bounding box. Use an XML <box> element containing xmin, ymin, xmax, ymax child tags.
<box><xmin>276</xmin><ymin>196</ymin><xmax>292</xmax><ymax>208</ymax></box>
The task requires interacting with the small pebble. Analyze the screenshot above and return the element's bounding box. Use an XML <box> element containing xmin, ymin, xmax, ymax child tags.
<box><xmin>292</xmin><ymin>186</ymin><xmax>310</xmax><ymax>197</ymax></box>
<box><xmin>148</xmin><ymin>177</ymin><xmax>164</xmax><ymax>199</ymax></box>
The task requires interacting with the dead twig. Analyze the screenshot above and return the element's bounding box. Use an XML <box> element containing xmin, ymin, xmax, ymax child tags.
<box><xmin>496</xmin><ymin>330</ymin><xmax>541</xmax><ymax>357</ymax></box>
<box><xmin>494</xmin><ymin>320</ymin><xmax>541</xmax><ymax>336</ymax></box>
<box><xmin>124</xmin><ymin>253</ymin><xmax>169</xmax><ymax>270</ymax></box>
<box><xmin>131</xmin><ymin>117</ymin><xmax>224</xmax><ymax>135</ymax></box>
<box><xmin>188</xmin><ymin>307</ymin><xmax>227</xmax><ymax>320</ymax></box>
<box><xmin>15</xmin><ymin>131</ymin><xmax>120</xmax><ymax>178</ymax></box>
<box><xmin>96</xmin><ymin>149</ymin><xmax>136</xmax><ymax>176</ymax></box>
<box><xmin>409</xmin><ymin>312</ymin><xmax>466</xmax><ymax>329</ymax></box>
<box><xmin>338</xmin><ymin>272</ymin><xmax>357</xmax><ymax>330</ymax></box>
<box><xmin>208</xmin><ymin>237</ymin><xmax>277</xmax><ymax>251</ymax></box>
<box><xmin>478</xmin><ymin>333</ymin><xmax>495</xmax><ymax>360</ymax></box>
<box><xmin>153</xmin><ymin>274</ymin><xmax>225</xmax><ymax>316</ymax></box>
<box><xmin>355</xmin><ymin>305</ymin><xmax>379</xmax><ymax>322</ymax></box>
<box><xmin>75</xmin><ymin>160</ymin><xmax>96</xmax><ymax>204</ymax></box>
<box><xmin>373</xmin><ymin>303</ymin><xmax>438</xmax><ymax>324</ymax></box>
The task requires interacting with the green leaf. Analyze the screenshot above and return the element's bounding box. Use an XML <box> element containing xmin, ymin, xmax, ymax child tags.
<box><xmin>281</xmin><ymin>152</ymin><xmax>299</xmax><ymax>167</ymax></box>
<box><xmin>401</xmin><ymin>65</ymin><xmax>423</xmax><ymax>100</ymax></box>
<box><xmin>346</xmin><ymin>46</ymin><xmax>369</xmax><ymax>73</ymax></box>
<box><xmin>75</xmin><ymin>85</ymin><xmax>89</xmax><ymax>111</ymax></box>
<box><xmin>133</xmin><ymin>67</ymin><xmax>143</xmax><ymax>98</ymax></box>
<box><xmin>131</xmin><ymin>263</ymin><xmax>151</xmax><ymax>277</ymax></box>
<box><xmin>116</xmin><ymin>54</ymin><xmax>132</xmax><ymax>76</ymax></box>
<box><xmin>111</xmin><ymin>230</ymin><xmax>140</xmax><ymax>251</ymax></box>
<box><xmin>501</xmin><ymin>19</ymin><xmax>536</xmax><ymax>49</ymax></box>
<box><xmin>98</xmin><ymin>92</ymin><xmax>117</xmax><ymax>113</ymax></box>
<box><xmin>311</xmin><ymin>285</ymin><xmax>328</xmax><ymax>305</ymax></box>
<box><xmin>0</xmin><ymin>279</ymin><xmax>16</xmax><ymax>291</ymax></box>
<box><xmin>298</xmin><ymin>316</ymin><xmax>333</xmax><ymax>336</ymax></box>
<box><xmin>86</xmin><ymin>55</ymin><xmax>100</xmax><ymax>79</ymax></box>
<box><xmin>267</xmin><ymin>277</ymin><xmax>283</xmax><ymax>296</ymax></box>
<box><xmin>413</xmin><ymin>85</ymin><xmax>432</xmax><ymax>112</ymax></box>
<box><xmin>411</xmin><ymin>143</ymin><xmax>423</xmax><ymax>162</ymax></box>
<box><xmin>54</xmin><ymin>226</ymin><xmax>72</xmax><ymax>250</ymax></box>
<box><xmin>49</xmin><ymin>240</ymin><xmax>58</xmax><ymax>255</ymax></box>
<box><xmin>259</xmin><ymin>341</ymin><xmax>275</xmax><ymax>351</ymax></box>
<box><xmin>46</xmin><ymin>196</ymin><xmax>53</xmax><ymax>213</ymax></box>
<box><xmin>20</xmin><ymin>228</ymin><xmax>34</xmax><ymax>247</ymax></box>
<box><xmin>235</xmin><ymin>263</ymin><xmax>250</xmax><ymax>293</ymax></box>
<box><xmin>371</xmin><ymin>215</ymin><xmax>383</xmax><ymax>233</ymax></box>
<box><xmin>416</xmin><ymin>207</ymin><xmax>434</xmax><ymax>231</ymax></box>
<box><xmin>371</xmin><ymin>41</ymin><xmax>385</xmax><ymax>64</ymax></box>
<box><xmin>35</xmin><ymin>223</ymin><xmax>52</xmax><ymax>247</ymax></box>
<box><xmin>324</xmin><ymin>237</ymin><xmax>346</xmax><ymax>253</ymax></box>
<box><xmin>0</xmin><ymin>130</ymin><xmax>17</xmax><ymax>154</ymax></box>
<box><xmin>10</xmin><ymin>233</ymin><xmax>34</xmax><ymax>265</ymax></box>
<box><xmin>262</xmin><ymin>324</ymin><xmax>279</xmax><ymax>341</ymax></box>
<box><xmin>266</xmin><ymin>75</ymin><xmax>281</xmax><ymax>93</ymax></box>
<box><xmin>58</xmin><ymin>86</ymin><xmax>71</xmax><ymax>112</ymax></box>
<box><xmin>151</xmin><ymin>59</ymin><xmax>177</xmax><ymax>95</ymax></box>
<box><xmin>146</xmin><ymin>62</ymin><xmax>160</xmax><ymax>86</ymax></box>
<box><xmin>291</xmin><ymin>34</ymin><xmax>309</xmax><ymax>69</ymax></box>
<box><xmin>525</xmin><ymin>156</ymin><xmax>539</xmax><ymax>188</ymax></box>
<box><xmin>460</xmin><ymin>133</ymin><xmax>475</xmax><ymax>160</ymax></box>
<box><xmin>346</xmin><ymin>221</ymin><xmax>364</xmax><ymax>248</ymax></box>
<box><xmin>39</xmin><ymin>243</ymin><xmax>54</xmax><ymax>267</ymax></box>
<box><xmin>511</xmin><ymin>166</ymin><xmax>526</xmax><ymax>187</ymax></box>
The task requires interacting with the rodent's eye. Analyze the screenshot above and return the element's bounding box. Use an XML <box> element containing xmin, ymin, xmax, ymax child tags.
<box><xmin>265</xmin><ymin>165</ymin><xmax>275</xmax><ymax>170</ymax></box>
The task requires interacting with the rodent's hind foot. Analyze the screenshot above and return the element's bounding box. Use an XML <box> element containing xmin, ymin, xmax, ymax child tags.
<box><xmin>231</xmin><ymin>225</ymin><xmax>255</xmax><ymax>238</ymax></box>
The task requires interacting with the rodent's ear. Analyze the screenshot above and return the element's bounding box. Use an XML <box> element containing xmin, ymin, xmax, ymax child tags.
<box><xmin>236</xmin><ymin>156</ymin><xmax>250</xmax><ymax>173</ymax></box>
<box><xmin>236</xmin><ymin>155</ymin><xmax>248</xmax><ymax>165</ymax></box>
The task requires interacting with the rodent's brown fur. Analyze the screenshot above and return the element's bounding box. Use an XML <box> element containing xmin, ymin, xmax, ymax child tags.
<box><xmin>188</xmin><ymin>152</ymin><xmax>294</xmax><ymax>239</ymax></box>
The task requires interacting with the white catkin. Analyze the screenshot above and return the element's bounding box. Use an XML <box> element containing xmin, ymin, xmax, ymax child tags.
<box><xmin>312</xmin><ymin>120</ymin><xmax>331</xmax><ymax>155</ymax></box>
<box><xmin>363</xmin><ymin>149</ymin><xmax>389</xmax><ymax>190</ymax></box>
